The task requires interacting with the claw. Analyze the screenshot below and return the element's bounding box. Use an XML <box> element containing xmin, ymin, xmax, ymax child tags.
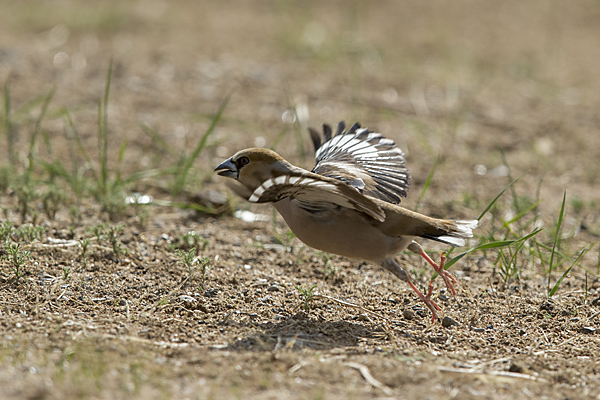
<box><xmin>407</xmin><ymin>280</ymin><xmax>440</xmax><ymax>322</ymax></box>
<box><xmin>419</xmin><ymin>251</ymin><xmax>457</xmax><ymax>296</ymax></box>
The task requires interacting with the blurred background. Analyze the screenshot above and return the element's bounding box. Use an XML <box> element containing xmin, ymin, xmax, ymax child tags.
<box><xmin>1</xmin><ymin>0</ymin><xmax>600</xmax><ymax>215</ymax></box>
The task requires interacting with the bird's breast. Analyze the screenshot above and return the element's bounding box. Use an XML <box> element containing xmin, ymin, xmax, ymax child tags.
<box><xmin>273</xmin><ymin>198</ymin><xmax>412</xmax><ymax>263</ymax></box>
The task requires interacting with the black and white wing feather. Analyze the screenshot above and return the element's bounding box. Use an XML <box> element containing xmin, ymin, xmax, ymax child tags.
<box><xmin>309</xmin><ymin>122</ymin><xmax>410</xmax><ymax>204</ymax></box>
<box><xmin>225</xmin><ymin>170</ymin><xmax>386</xmax><ymax>222</ymax></box>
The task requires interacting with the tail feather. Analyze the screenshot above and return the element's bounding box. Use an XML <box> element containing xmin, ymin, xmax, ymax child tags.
<box><xmin>421</xmin><ymin>219</ymin><xmax>478</xmax><ymax>247</ymax></box>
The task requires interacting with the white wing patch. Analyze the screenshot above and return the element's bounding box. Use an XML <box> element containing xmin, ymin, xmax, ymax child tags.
<box><xmin>248</xmin><ymin>175</ymin><xmax>339</xmax><ymax>203</ymax></box>
<box><xmin>248</xmin><ymin>170</ymin><xmax>385</xmax><ymax>222</ymax></box>
<box><xmin>434</xmin><ymin>236</ymin><xmax>466</xmax><ymax>247</ymax></box>
<box><xmin>249</xmin><ymin>177</ymin><xmax>276</xmax><ymax>202</ymax></box>
<box><xmin>316</xmin><ymin>135</ymin><xmax>380</xmax><ymax>160</ymax></box>
<box><xmin>311</xmin><ymin>122</ymin><xmax>410</xmax><ymax>204</ymax></box>
<box><xmin>453</xmin><ymin>220</ymin><xmax>478</xmax><ymax>237</ymax></box>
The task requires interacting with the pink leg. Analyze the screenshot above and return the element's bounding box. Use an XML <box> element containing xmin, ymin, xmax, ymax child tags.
<box><xmin>380</xmin><ymin>258</ymin><xmax>442</xmax><ymax>322</ymax></box>
<box><xmin>406</xmin><ymin>280</ymin><xmax>440</xmax><ymax>322</ymax></box>
<box><xmin>419</xmin><ymin>251</ymin><xmax>457</xmax><ymax>296</ymax></box>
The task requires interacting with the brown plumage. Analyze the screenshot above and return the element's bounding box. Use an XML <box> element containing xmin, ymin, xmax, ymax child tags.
<box><xmin>215</xmin><ymin>122</ymin><xmax>477</xmax><ymax>321</ymax></box>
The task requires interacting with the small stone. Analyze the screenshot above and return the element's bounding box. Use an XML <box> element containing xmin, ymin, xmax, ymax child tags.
<box><xmin>473</xmin><ymin>327</ymin><xmax>485</xmax><ymax>333</ymax></box>
<box><xmin>120</xmin><ymin>233</ymin><xmax>133</xmax><ymax>244</ymax></box>
<box><xmin>540</xmin><ymin>300</ymin><xmax>554</xmax><ymax>312</ymax></box>
<box><xmin>402</xmin><ymin>309</ymin><xmax>415</xmax><ymax>320</ymax></box>
<box><xmin>179</xmin><ymin>295</ymin><xmax>196</xmax><ymax>303</ymax></box>
<box><xmin>204</xmin><ymin>288</ymin><xmax>219</xmax><ymax>298</ymax></box>
<box><xmin>441</xmin><ymin>316</ymin><xmax>458</xmax><ymax>328</ymax></box>
<box><xmin>581</xmin><ymin>326</ymin><xmax>596</xmax><ymax>334</ymax></box>
<box><xmin>508</xmin><ymin>363</ymin><xmax>525</xmax><ymax>373</ymax></box>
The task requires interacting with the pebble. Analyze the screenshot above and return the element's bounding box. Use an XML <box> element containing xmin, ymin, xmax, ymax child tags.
<box><xmin>204</xmin><ymin>288</ymin><xmax>219</xmax><ymax>297</ymax></box>
<box><xmin>179</xmin><ymin>295</ymin><xmax>196</xmax><ymax>303</ymax></box>
<box><xmin>402</xmin><ymin>310</ymin><xmax>415</xmax><ymax>320</ymax></box>
<box><xmin>509</xmin><ymin>363</ymin><xmax>525</xmax><ymax>373</ymax></box>
<box><xmin>581</xmin><ymin>326</ymin><xmax>596</xmax><ymax>334</ymax></box>
<box><xmin>539</xmin><ymin>300</ymin><xmax>554</xmax><ymax>312</ymax></box>
<box><xmin>441</xmin><ymin>316</ymin><xmax>458</xmax><ymax>328</ymax></box>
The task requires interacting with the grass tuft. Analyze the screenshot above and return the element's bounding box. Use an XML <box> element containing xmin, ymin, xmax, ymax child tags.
<box><xmin>171</xmin><ymin>89</ymin><xmax>234</xmax><ymax>197</ymax></box>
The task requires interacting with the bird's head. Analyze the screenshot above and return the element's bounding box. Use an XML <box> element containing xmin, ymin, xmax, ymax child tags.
<box><xmin>214</xmin><ymin>148</ymin><xmax>295</xmax><ymax>200</ymax></box>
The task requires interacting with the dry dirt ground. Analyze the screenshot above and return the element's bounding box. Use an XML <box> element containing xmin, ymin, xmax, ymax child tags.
<box><xmin>1</xmin><ymin>1</ymin><xmax>600</xmax><ymax>399</ymax></box>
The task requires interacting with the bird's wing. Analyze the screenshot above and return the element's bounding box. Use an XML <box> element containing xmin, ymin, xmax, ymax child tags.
<box><xmin>226</xmin><ymin>170</ymin><xmax>386</xmax><ymax>222</ymax></box>
<box><xmin>309</xmin><ymin>121</ymin><xmax>410</xmax><ymax>204</ymax></box>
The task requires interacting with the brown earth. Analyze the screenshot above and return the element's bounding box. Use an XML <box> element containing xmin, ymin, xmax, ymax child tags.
<box><xmin>1</xmin><ymin>1</ymin><xmax>600</xmax><ymax>399</ymax></box>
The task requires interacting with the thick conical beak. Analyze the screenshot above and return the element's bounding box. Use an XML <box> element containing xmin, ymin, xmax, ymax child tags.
<box><xmin>214</xmin><ymin>158</ymin><xmax>238</xmax><ymax>178</ymax></box>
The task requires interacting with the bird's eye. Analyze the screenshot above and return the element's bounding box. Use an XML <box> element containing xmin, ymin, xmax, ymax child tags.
<box><xmin>237</xmin><ymin>156</ymin><xmax>250</xmax><ymax>167</ymax></box>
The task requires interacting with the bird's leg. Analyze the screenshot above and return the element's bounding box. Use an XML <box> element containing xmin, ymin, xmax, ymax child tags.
<box><xmin>406</xmin><ymin>280</ymin><xmax>440</xmax><ymax>322</ymax></box>
<box><xmin>381</xmin><ymin>259</ymin><xmax>441</xmax><ymax>322</ymax></box>
<box><xmin>408</xmin><ymin>241</ymin><xmax>456</xmax><ymax>296</ymax></box>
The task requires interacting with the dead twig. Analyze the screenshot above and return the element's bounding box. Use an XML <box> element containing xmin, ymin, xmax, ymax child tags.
<box><xmin>345</xmin><ymin>362</ymin><xmax>393</xmax><ymax>395</ymax></box>
<box><xmin>438</xmin><ymin>366</ymin><xmax>546</xmax><ymax>382</ymax></box>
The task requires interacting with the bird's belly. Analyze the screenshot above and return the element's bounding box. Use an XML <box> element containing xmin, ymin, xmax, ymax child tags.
<box><xmin>273</xmin><ymin>199</ymin><xmax>412</xmax><ymax>263</ymax></box>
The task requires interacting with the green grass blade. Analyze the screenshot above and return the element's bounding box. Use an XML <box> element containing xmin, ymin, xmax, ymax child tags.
<box><xmin>442</xmin><ymin>240</ymin><xmax>515</xmax><ymax>270</ymax></box>
<box><xmin>531</xmin><ymin>238</ymin><xmax>592</xmax><ymax>273</ymax></box>
<box><xmin>442</xmin><ymin>228</ymin><xmax>542</xmax><ymax>270</ymax></box>
<box><xmin>99</xmin><ymin>60</ymin><xmax>113</xmax><ymax>195</ymax></box>
<box><xmin>39</xmin><ymin>159</ymin><xmax>88</xmax><ymax>196</ymax></box>
<box><xmin>477</xmin><ymin>173</ymin><xmax>524</xmax><ymax>221</ymax></box>
<box><xmin>505</xmin><ymin>199</ymin><xmax>542</xmax><ymax>225</ymax></box>
<box><xmin>3</xmin><ymin>78</ymin><xmax>16</xmax><ymax>167</ymax></box>
<box><xmin>549</xmin><ymin>248</ymin><xmax>586</xmax><ymax>297</ymax></box>
<box><xmin>122</xmin><ymin>167</ymin><xmax>178</xmax><ymax>184</ymax></box>
<box><xmin>171</xmin><ymin>89</ymin><xmax>233</xmax><ymax>196</ymax></box>
<box><xmin>115</xmin><ymin>137</ymin><xmax>128</xmax><ymax>184</ymax></box>
<box><xmin>97</xmin><ymin>99</ymin><xmax>105</xmax><ymax>192</ymax></box>
<box><xmin>26</xmin><ymin>87</ymin><xmax>55</xmax><ymax>180</ymax></box>
<box><xmin>547</xmin><ymin>191</ymin><xmax>566</xmax><ymax>296</ymax></box>
<box><xmin>139</xmin><ymin>123</ymin><xmax>178</xmax><ymax>157</ymax></box>
<box><xmin>499</xmin><ymin>147</ymin><xmax>520</xmax><ymax>213</ymax></box>
<box><xmin>414</xmin><ymin>156</ymin><xmax>439</xmax><ymax>213</ymax></box>
<box><xmin>534</xmin><ymin>170</ymin><xmax>545</xmax><ymax>222</ymax></box>
<box><xmin>63</xmin><ymin>110</ymin><xmax>98</xmax><ymax>181</ymax></box>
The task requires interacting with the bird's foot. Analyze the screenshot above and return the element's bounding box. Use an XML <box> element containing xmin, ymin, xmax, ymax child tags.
<box><xmin>407</xmin><ymin>280</ymin><xmax>440</xmax><ymax>322</ymax></box>
<box><xmin>420</xmin><ymin>251</ymin><xmax>457</xmax><ymax>296</ymax></box>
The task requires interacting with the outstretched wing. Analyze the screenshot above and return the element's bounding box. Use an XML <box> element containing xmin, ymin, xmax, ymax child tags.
<box><xmin>309</xmin><ymin>122</ymin><xmax>410</xmax><ymax>204</ymax></box>
<box><xmin>225</xmin><ymin>170</ymin><xmax>386</xmax><ymax>222</ymax></box>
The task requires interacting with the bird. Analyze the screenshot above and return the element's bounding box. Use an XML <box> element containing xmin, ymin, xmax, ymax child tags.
<box><xmin>214</xmin><ymin>121</ymin><xmax>477</xmax><ymax>321</ymax></box>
